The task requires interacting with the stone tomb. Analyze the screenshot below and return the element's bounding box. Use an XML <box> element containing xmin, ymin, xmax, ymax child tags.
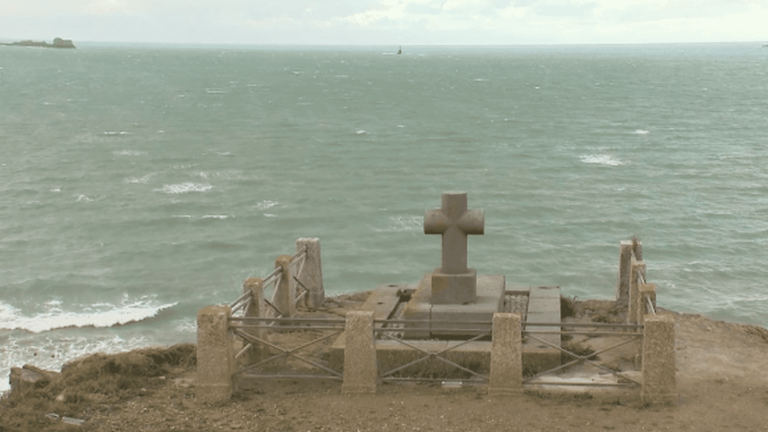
<box><xmin>331</xmin><ymin>192</ymin><xmax>561</xmax><ymax>377</ymax></box>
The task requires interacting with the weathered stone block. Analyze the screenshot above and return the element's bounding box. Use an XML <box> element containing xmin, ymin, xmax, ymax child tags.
<box><xmin>641</xmin><ymin>313</ymin><xmax>677</xmax><ymax>404</ymax></box>
<box><xmin>342</xmin><ymin>310</ymin><xmax>377</xmax><ymax>394</ymax></box>
<box><xmin>431</xmin><ymin>269</ymin><xmax>477</xmax><ymax>304</ymax></box>
<box><xmin>196</xmin><ymin>305</ymin><xmax>234</xmax><ymax>403</ymax></box>
<box><xmin>489</xmin><ymin>313</ymin><xmax>523</xmax><ymax>395</ymax></box>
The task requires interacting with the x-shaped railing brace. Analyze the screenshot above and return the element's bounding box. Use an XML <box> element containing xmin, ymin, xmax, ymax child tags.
<box><xmin>232</xmin><ymin>328</ymin><xmax>343</xmax><ymax>378</ymax></box>
<box><xmin>377</xmin><ymin>331</ymin><xmax>490</xmax><ymax>381</ymax></box>
<box><xmin>523</xmin><ymin>333</ymin><xmax>642</xmax><ymax>385</ymax></box>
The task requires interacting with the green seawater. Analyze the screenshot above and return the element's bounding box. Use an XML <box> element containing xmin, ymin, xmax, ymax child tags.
<box><xmin>1</xmin><ymin>43</ymin><xmax>767</xmax><ymax>389</ymax></box>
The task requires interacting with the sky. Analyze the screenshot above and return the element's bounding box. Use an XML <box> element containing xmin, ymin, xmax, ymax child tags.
<box><xmin>1</xmin><ymin>0</ymin><xmax>766</xmax><ymax>46</ymax></box>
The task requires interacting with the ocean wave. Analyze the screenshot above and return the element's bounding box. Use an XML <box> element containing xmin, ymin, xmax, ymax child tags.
<box><xmin>256</xmin><ymin>200</ymin><xmax>278</xmax><ymax>210</ymax></box>
<box><xmin>124</xmin><ymin>173</ymin><xmax>155</xmax><ymax>184</ymax></box>
<box><xmin>1</xmin><ymin>334</ymin><xmax>154</xmax><ymax>393</ymax></box>
<box><xmin>633</xmin><ymin>129</ymin><xmax>650</xmax><ymax>135</ymax></box>
<box><xmin>0</xmin><ymin>299</ymin><xmax>177</xmax><ymax>333</ymax></box>
<box><xmin>103</xmin><ymin>131</ymin><xmax>131</xmax><ymax>136</ymax></box>
<box><xmin>373</xmin><ymin>215</ymin><xmax>423</xmax><ymax>233</ymax></box>
<box><xmin>113</xmin><ymin>149</ymin><xmax>146</xmax><ymax>156</ymax></box>
<box><xmin>580</xmin><ymin>154</ymin><xmax>624</xmax><ymax>166</ymax></box>
<box><xmin>157</xmin><ymin>183</ymin><xmax>213</xmax><ymax>194</ymax></box>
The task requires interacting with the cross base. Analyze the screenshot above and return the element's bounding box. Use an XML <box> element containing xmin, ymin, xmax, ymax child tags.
<box><xmin>431</xmin><ymin>268</ymin><xmax>477</xmax><ymax>305</ymax></box>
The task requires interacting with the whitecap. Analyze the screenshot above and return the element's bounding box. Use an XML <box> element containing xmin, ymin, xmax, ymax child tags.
<box><xmin>76</xmin><ymin>194</ymin><xmax>94</xmax><ymax>202</ymax></box>
<box><xmin>373</xmin><ymin>215</ymin><xmax>423</xmax><ymax>233</ymax></box>
<box><xmin>356</xmin><ymin>130</ymin><xmax>368</xmax><ymax>135</ymax></box>
<box><xmin>633</xmin><ymin>129</ymin><xmax>650</xmax><ymax>135</ymax></box>
<box><xmin>256</xmin><ymin>200</ymin><xmax>278</xmax><ymax>210</ymax></box>
<box><xmin>113</xmin><ymin>149</ymin><xmax>146</xmax><ymax>157</ymax></box>
<box><xmin>103</xmin><ymin>131</ymin><xmax>130</xmax><ymax>136</ymax></box>
<box><xmin>580</xmin><ymin>155</ymin><xmax>624</xmax><ymax>166</ymax></box>
<box><xmin>205</xmin><ymin>89</ymin><xmax>226</xmax><ymax>94</ymax></box>
<box><xmin>0</xmin><ymin>299</ymin><xmax>177</xmax><ymax>333</ymax></box>
<box><xmin>473</xmin><ymin>78</ymin><xmax>488</xmax><ymax>82</ymax></box>
<box><xmin>157</xmin><ymin>183</ymin><xmax>213</xmax><ymax>194</ymax></box>
<box><xmin>124</xmin><ymin>173</ymin><xmax>154</xmax><ymax>184</ymax></box>
<box><xmin>172</xmin><ymin>215</ymin><xmax>192</xmax><ymax>218</ymax></box>
<box><xmin>202</xmin><ymin>215</ymin><xmax>231</xmax><ymax>220</ymax></box>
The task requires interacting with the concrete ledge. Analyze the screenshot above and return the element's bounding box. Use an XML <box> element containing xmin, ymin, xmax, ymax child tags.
<box><xmin>523</xmin><ymin>286</ymin><xmax>561</xmax><ymax>374</ymax></box>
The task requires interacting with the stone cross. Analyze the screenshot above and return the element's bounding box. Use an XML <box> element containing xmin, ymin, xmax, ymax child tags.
<box><xmin>424</xmin><ymin>191</ymin><xmax>484</xmax><ymax>304</ymax></box>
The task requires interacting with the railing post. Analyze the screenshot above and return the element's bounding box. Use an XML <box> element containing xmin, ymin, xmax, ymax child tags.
<box><xmin>641</xmin><ymin>314</ymin><xmax>677</xmax><ymax>404</ymax></box>
<box><xmin>274</xmin><ymin>255</ymin><xmax>296</xmax><ymax>319</ymax></box>
<box><xmin>196</xmin><ymin>305</ymin><xmax>234</xmax><ymax>403</ymax></box>
<box><xmin>296</xmin><ymin>238</ymin><xmax>325</xmax><ymax>309</ymax></box>
<box><xmin>628</xmin><ymin>260</ymin><xmax>646</xmax><ymax>324</ymax></box>
<box><xmin>240</xmin><ymin>277</ymin><xmax>267</xmax><ymax>365</ymax></box>
<box><xmin>488</xmin><ymin>313</ymin><xmax>523</xmax><ymax>395</ymax></box>
<box><xmin>635</xmin><ymin>283</ymin><xmax>657</xmax><ymax>366</ymax></box>
<box><xmin>616</xmin><ymin>240</ymin><xmax>634</xmax><ymax>309</ymax></box>
<box><xmin>342</xmin><ymin>310</ymin><xmax>377</xmax><ymax>394</ymax></box>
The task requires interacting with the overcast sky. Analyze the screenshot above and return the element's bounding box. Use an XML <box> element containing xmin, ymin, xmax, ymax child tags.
<box><xmin>1</xmin><ymin>0</ymin><xmax>766</xmax><ymax>45</ymax></box>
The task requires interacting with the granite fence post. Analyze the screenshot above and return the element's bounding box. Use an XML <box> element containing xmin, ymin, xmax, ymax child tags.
<box><xmin>296</xmin><ymin>238</ymin><xmax>325</xmax><ymax>309</ymax></box>
<box><xmin>196</xmin><ymin>305</ymin><xmax>234</xmax><ymax>403</ymax></box>
<box><xmin>641</xmin><ymin>313</ymin><xmax>677</xmax><ymax>404</ymax></box>
<box><xmin>274</xmin><ymin>255</ymin><xmax>296</xmax><ymax>319</ymax></box>
<box><xmin>342</xmin><ymin>310</ymin><xmax>377</xmax><ymax>394</ymax></box>
<box><xmin>240</xmin><ymin>277</ymin><xmax>267</xmax><ymax>366</ymax></box>
<box><xmin>634</xmin><ymin>283</ymin><xmax>657</xmax><ymax>367</ymax></box>
<box><xmin>628</xmin><ymin>260</ymin><xmax>646</xmax><ymax>325</ymax></box>
<box><xmin>616</xmin><ymin>240</ymin><xmax>634</xmax><ymax>309</ymax></box>
<box><xmin>488</xmin><ymin>312</ymin><xmax>523</xmax><ymax>395</ymax></box>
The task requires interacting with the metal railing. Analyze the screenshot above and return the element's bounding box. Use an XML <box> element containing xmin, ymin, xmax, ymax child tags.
<box><xmin>373</xmin><ymin>319</ymin><xmax>492</xmax><ymax>384</ymax></box>
<box><xmin>229</xmin><ymin>245</ymin><xmax>308</xmax><ymax>319</ymax></box>
<box><xmin>522</xmin><ymin>322</ymin><xmax>644</xmax><ymax>388</ymax></box>
<box><xmin>230</xmin><ymin>316</ymin><xmax>345</xmax><ymax>380</ymax></box>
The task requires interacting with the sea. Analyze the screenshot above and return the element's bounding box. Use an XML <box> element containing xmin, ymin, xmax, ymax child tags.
<box><xmin>1</xmin><ymin>42</ymin><xmax>767</xmax><ymax>391</ymax></box>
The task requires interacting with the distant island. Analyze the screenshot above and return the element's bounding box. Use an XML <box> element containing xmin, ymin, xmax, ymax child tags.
<box><xmin>0</xmin><ymin>37</ymin><xmax>75</xmax><ymax>49</ymax></box>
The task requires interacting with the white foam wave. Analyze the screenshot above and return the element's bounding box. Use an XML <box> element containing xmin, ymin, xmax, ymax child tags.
<box><xmin>124</xmin><ymin>173</ymin><xmax>155</xmax><ymax>184</ymax></box>
<box><xmin>113</xmin><ymin>149</ymin><xmax>146</xmax><ymax>156</ymax></box>
<box><xmin>356</xmin><ymin>130</ymin><xmax>368</xmax><ymax>135</ymax></box>
<box><xmin>633</xmin><ymin>129</ymin><xmax>650</xmax><ymax>135</ymax></box>
<box><xmin>256</xmin><ymin>200</ymin><xmax>278</xmax><ymax>210</ymax></box>
<box><xmin>103</xmin><ymin>131</ymin><xmax>131</xmax><ymax>136</ymax></box>
<box><xmin>76</xmin><ymin>194</ymin><xmax>94</xmax><ymax>202</ymax></box>
<box><xmin>580</xmin><ymin>155</ymin><xmax>624</xmax><ymax>166</ymax></box>
<box><xmin>1</xmin><ymin>334</ymin><xmax>154</xmax><ymax>392</ymax></box>
<box><xmin>157</xmin><ymin>183</ymin><xmax>213</xmax><ymax>194</ymax></box>
<box><xmin>0</xmin><ymin>299</ymin><xmax>177</xmax><ymax>333</ymax></box>
<box><xmin>202</xmin><ymin>215</ymin><xmax>231</xmax><ymax>220</ymax></box>
<box><xmin>373</xmin><ymin>215</ymin><xmax>423</xmax><ymax>233</ymax></box>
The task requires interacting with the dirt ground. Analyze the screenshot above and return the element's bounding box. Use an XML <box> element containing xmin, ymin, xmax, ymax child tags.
<box><xmin>3</xmin><ymin>293</ymin><xmax>768</xmax><ymax>432</ymax></box>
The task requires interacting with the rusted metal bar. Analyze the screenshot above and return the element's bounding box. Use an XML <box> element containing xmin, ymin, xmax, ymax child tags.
<box><xmin>522</xmin><ymin>322</ymin><xmax>644</xmax><ymax>329</ymax></box>
<box><xmin>524</xmin><ymin>331</ymin><xmax>643</xmax><ymax>337</ymax></box>
<box><xmin>230</xmin><ymin>325</ymin><xmax>346</xmax><ymax>331</ymax></box>
<box><xmin>525</xmin><ymin>381</ymin><xmax>639</xmax><ymax>388</ymax></box>
<box><xmin>229</xmin><ymin>317</ymin><xmax>346</xmax><ymax>324</ymax></box>
<box><xmin>234</xmin><ymin>342</ymin><xmax>253</xmax><ymax>359</ymax></box>
<box><xmin>229</xmin><ymin>290</ymin><xmax>252</xmax><ymax>309</ymax></box>
<box><xmin>379</xmin><ymin>377</ymin><xmax>487</xmax><ymax>383</ymax></box>
<box><xmin>645</xmin><ymin>295</ymin><xmax>656</xmax><ymax>315</ymax></box>
<box><xmin>240</xmin><ymin>374</ymin><xmax>342</xmax><ymax>381</ymax></box>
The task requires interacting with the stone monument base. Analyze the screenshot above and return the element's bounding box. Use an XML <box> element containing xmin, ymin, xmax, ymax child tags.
<box><xmin>402</xmin><ymin>273</ymin><xmax>505</xmax><ymax>339</ymax></box>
